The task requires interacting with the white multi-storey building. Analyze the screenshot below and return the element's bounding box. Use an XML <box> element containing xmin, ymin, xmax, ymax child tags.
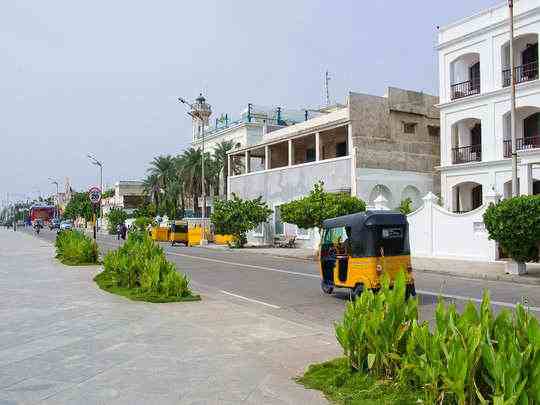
<box><xmin>438</xmin><ymin>0</ymin><xmax>540</xmax><ymax>213</ymax></box>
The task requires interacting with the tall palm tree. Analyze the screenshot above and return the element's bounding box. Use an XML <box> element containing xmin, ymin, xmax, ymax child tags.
<box><xmin>143</xmin><ymin>173</ymin><xmax>161</xmax><ymax>207</ymax></box>
<box><xmin>178</xmin><ymin>148</ymin><xmax>217</xmax><ymax>216</ymax></box>
<box><xmin>146</xmin><ymin>155</ymin><xmax>176</xmax><ymax>215</ymax></box>
<box><xmin>213</xmin><ymin>140</ymin><xmax>235</xmax><ymax>198</ymax></box>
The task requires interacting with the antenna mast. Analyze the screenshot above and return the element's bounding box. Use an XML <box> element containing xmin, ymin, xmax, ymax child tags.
<box><xmin>324</xmin><ymin>70</ymin><xmax>331</xmax><ymax>106</ymax></box>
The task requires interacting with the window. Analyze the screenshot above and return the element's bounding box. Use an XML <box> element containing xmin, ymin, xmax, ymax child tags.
<box><xmin>306</xmin><ymin>148</ymin><xmax>316</xmax><ymax>162</ymax></box>
<box><xmin>403</xmin><ymin>122</ymin><xmax>417</xmax><ymax>134</ymax></box>
<box><xmin>336</xmin><ymin>142</ymin><xmax>347</xmax><ymax>157</ymax></box>
<box><xmin>428</xmin><ymin>125</ymin><xmax>440</xmax><ymax>137</ymax></box>
<box><xmin>274</xmin><ymin>206</ymin><xmax>283</xmax><ymax>235</ymax></box>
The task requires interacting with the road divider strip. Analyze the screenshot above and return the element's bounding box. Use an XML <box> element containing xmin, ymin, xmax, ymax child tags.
<box><xmin>220</xmin><ymin>290</ymin><xmax>281</xmax><ymax>309</ymax></box>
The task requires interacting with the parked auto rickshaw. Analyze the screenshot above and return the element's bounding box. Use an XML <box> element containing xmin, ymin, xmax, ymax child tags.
<box><xmin>169</xmin><ymin>220</ymin><xmax>189</xmax><ymax>246</ymax></box>
<box><xmin>319</xmin><ymin>211</ymin><xmax>416</xmax><ymax>299</ymax></box>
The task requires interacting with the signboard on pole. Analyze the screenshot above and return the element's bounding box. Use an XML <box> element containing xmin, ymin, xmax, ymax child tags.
<box><xmin>88</xmin><ymin>186</ymin><xmax>102</xmax><ymax>205</ymax></box>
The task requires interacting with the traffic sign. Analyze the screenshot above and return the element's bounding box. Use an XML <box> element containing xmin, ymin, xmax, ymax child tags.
<box><xmin>88</xmin><ymin>186</ymin><xmax>102</xmax><ymax>205</ymax></box>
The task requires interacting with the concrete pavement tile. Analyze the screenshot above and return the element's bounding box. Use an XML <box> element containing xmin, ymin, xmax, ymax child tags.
<box><xmin>0</xmin><ymin>377</ymin><xmax>75</xmax><ymax>405</ymax></box>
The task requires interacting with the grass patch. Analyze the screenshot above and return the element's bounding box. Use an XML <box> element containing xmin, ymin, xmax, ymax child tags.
<box><xmin>94</xmin><ymin>271</ymin><xmax>201</xmax><ymax>303</ymax></box>
<box><xmin>297</xmin><ymin>358</ymin><xmax>422</xmax><ymax>405</ymax></box>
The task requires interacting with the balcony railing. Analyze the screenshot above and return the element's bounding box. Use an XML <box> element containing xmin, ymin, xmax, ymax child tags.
<box><xmin>450</xmin><ymin>78</ymin><xmax>480</xmax><ymax>100</ymax></box>
<box><xmin>452</xmin><ymin>144</ymin><xmax>482</xmax><ymax>164</ymax></box>
<box><xmin>503</xmin><ymin>136</ymin><xmax>540</xmax><ymax>157</ymax></box>
<box><xmin>502</xmin><ymin>61</ymin><xmax>539</xmax><ymax>87</ymax></box>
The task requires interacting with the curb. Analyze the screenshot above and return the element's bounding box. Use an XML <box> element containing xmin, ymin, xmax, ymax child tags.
<box><xmin>413</xmin><ymin>267</ymin><xmax>540</xmax><ymax>286</ymax></box>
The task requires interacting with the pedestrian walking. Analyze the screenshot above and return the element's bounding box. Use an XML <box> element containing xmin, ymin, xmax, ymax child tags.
<box><xmin>116</xmin><ymin>224</ymin><xmax>121</xmax><ymax>240</ymax></box>
<box><xmin>120</xmin><ymin>223</ymin><xmax>127</xmax><ymax>240</ymax></box>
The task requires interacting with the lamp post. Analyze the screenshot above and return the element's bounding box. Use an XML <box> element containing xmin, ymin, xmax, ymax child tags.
<box><xmin>178</xmin><ymin>94</ymin><xmax>212</xmax><ymax>245</ymax></box>
<box><xmin>509</xmin><ymin>0</ymin><xmax>519</xmax><ymax>197</ymax></box>
<box><xmin>87</xmin><ymin>154</ymin><xmax>103</xmax><ymax>231</ymax></box>
<box><xmin>48</xmin><ymin>178</ymin><xmax>59</xmax><ymax>219</ymax></box>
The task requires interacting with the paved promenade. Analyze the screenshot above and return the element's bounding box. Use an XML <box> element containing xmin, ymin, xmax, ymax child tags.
<box><xmin>0</xmin><ymin>229</ymin><xmax>338</xmax><ymax>405</ymax></box>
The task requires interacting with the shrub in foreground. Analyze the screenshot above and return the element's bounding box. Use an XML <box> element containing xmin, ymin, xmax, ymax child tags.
<box><xmin>305</xmin><ymin>272</ymin><xmax>540</xmax><ymax>404</ymax></box>
<box><xmin>55</xmin><ymin>230</ymin><xmax>99</xmax><ymax>265</ymax></box>
<box><xmin>95</xmin><ymin>231</ymin><xmax>198</xmax><ymax>302</ymax></box>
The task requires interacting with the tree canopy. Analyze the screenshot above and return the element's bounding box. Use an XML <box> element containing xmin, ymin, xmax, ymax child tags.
<box><xmin>211</xmin><ymin>194</ymin><xmax>272</xmax><ymax>247</ymax></box>
<box><xmin>280</xmin><ymin>182</ymin><xmax>366</xmax><ymax>231</ymax></box>
<box><xmin>63</xmin><ymin>192</ymin><xmax>94</xmax><ymax>221</ymax></box>
<box><xmin>484</xmin><ymin>195</ymin><xmax>540</xmax><ymax>263</ymax></box>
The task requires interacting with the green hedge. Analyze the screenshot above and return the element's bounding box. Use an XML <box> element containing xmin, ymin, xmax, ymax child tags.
<box><xmin>94</xmin><ymin>231</ymin><xmax>199</xmax><ymax>303</ymax></box>
<box><xmin>301</xmin><ymin>272</ymin><xmax>540</xmax><ymax>404</ymax></box>
<box><xmin>55</xmin><ymin>230</ymin><xmax>99</xmax><ymax>265</ymax></box>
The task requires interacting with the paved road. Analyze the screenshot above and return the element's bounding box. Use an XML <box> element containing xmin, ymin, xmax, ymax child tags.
<box><xmin>28</xmin><ymin>228</ymin><xmax>540</xmax><ymax>327</ymax></box>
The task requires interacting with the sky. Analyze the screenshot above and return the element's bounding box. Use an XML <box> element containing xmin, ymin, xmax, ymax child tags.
<box><xmin>1</xmin><ymin>0</ymin><xmax>499</xmax><ymax>203</ymax></box>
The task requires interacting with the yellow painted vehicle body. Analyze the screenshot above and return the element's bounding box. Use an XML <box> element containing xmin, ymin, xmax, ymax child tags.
<box><xmin>188</xmin><ymin>226</ymin><xmax>203</xmax><ymax>247</ymax></box>
<box><xmin>214</xmin><ymin>234</ymin><xmax>234</xmax><ymax>245</ymax></box>
<box><xmin>169</xmin><ymin>221</ymin><xmax>189</xmax><ymax>246</ymax></box>
<box><xmin>319</xmin><ymin>211</ymin><xmax>415</xmax><ymax>298</ymax></box>
<box><xmin>151</xmin><ymin>227</ymin><xmax>169</xmax><ymax>242</ymax></box>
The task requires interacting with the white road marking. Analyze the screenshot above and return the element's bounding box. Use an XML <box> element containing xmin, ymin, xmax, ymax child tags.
<box><xmin>98</xmin><ymin>240</ymin><xmax>539</xmax><ymax>312</ymax></box>
<box><xmin>416</xmin><ymin>289</ymin><xmax>540</xmax><ymax>312</ymax></box>
<box><xmin>220</xmin><ymin>290</ymin><xmax>281</xmax><ymax>309</ymax></box>
<box><xmin>165</xmin><ymin>250</ymin><xmax>321</xmax><ymax>279</ymax></box>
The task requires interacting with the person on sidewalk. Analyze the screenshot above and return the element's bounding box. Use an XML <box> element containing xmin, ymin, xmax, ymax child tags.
<box><xmin>120</xmin><ymin>223</ymin><xmax>127</xmax><ymax>240</ymax></box>
<box><xmin>116</xmin><ymin>224</ymin><xmax>121</xmax><ymax>240</ymax></box>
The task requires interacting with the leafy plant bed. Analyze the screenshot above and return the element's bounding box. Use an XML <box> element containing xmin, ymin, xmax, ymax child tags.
<box><xmin>299</xmin><ymin>272</ymin><xmax>540</xmax><ymax>404</ymax></box>
<box><xmin>55</xmin><ymin>230</ymin><xmax>99</xmax><ymax>266</ymax></box>
<box><xmin>96</xmin><ymin>230</ymin><xmax>200</xmax><ymax>303</ymax></box>
<box><xmin>298</xmin><ymin>358</ymin><xmax>421</xmax><ymax>405</ymax></box>
<box><xmin>94</xmin><ymin>271</ymin><xmax>200</xmax><ymax>303</ymax></box>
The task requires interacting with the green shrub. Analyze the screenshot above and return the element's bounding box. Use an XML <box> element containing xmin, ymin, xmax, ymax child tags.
<box><xmin>133</xmin><ymin>216</ymin><xmax>153</xmax><ymax>232</ymax></box>
<box><xmin>483</xmin><ymin>195</ymin><xmax>540</xmax><ymax>263</ymax></box>
<box><xmin>106</xmin><ymin>207</ymin><xmax>128</xmax><ymax>235</ymax></box>
<box><xmin>330</xmin><ymin>273</ymin><xmax>539</xmax><ymax>404</ymax></box>
<box><xmin>55</xmin><ymin>230</ymin><xmax>99</xmax><ymax>265</ymax></box>
<box><xmin>96</xmin><ymin>231</ymin><xmax>197</xmax><ymax>302</ymax></box>
<box><xmin>398</xmin><ymin>198</ymin><xmax>413</xmax><ymax>215</ymax></box>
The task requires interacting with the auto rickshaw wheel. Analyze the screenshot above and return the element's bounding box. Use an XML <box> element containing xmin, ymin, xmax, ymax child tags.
<box><xmin>321</xmin><ymin>280</ymin><xmax>334</xmax><ymax>294</ymax></box>
<box><xmin>350</xmin><ymin>284</ymin><xmax>364</xmax><ymax>301</ymax></box>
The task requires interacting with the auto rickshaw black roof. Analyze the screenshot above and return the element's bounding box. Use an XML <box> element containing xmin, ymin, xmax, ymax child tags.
<box><xmin>322</xmin><ymin>211</ymin><xmax>407</xmax><ymax>230</ymax></box>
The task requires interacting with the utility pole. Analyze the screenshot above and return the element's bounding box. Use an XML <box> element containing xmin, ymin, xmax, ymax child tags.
<box><xmin>87</xmin><ymin>154</ymin><xmax>104</xmax><ymax>229</ymax></box>
<box><xmin>509</xmin><ymin>0</ymin><xmax>519</xmax><ymax>197</ymax></box>
<box><xmin>48</xmin><ymin>178</ymin><xmax>59</xmax><ymax>219</ymax></box>
<box><xmin>324</xmin><ymin>70</ymin><xmax>331</xmax><ymax>106</ymax></box>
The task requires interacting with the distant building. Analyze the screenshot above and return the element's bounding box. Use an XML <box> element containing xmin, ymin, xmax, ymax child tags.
<box><xmin>437</xmin><ymin>0</ymin><xmax>540</xmax><ymax>212</ymax></box>
<box><xmin>102</xmin><ymin>181</ymin><xmax>146</xmax><ymax>217</ymax></box>
<box><xmin>227</xmin><ymin>87</ymin><xmax>440</xmax><ymax>248</ymax></box>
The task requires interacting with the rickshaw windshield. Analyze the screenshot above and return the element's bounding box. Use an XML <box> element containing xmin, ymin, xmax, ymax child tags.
<box><xmin>371</xmin><ymin>225</ymin><xmax>410</xmax><ymax>256</ymax></box>
<box><xmin>321</xmin><ymin>226</ymin><xmax>352</xmax><ymax>257</ymax></box>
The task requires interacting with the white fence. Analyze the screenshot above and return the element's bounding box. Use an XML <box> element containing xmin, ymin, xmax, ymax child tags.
<box><xmin>407</xmin><ymin>192</ymin><xmax>498</xmax><ymax>262</ymax></box>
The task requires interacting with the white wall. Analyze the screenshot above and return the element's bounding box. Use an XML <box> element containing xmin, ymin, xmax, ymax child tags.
<box><xmin>408</xmin><ymin>193</ymin><xmax>498</xmax><ymax>261</ymax></box>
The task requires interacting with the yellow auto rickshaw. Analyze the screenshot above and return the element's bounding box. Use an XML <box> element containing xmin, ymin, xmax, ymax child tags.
<box><xmin>319</xmin><ymin>211</ymin><xmax>415</xmax><ymax>299</ymax></box>
<box><xmin>169</xmin><ymin>220</ymin><xmax>189</xmax><ymax>246</ymax></box>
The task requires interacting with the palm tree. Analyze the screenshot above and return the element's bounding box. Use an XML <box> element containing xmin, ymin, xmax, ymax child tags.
<box><xmin>213</xmin><ymin>140</ymin><xmax>236</xmax><ymax>198</ymax></box>
<box><xmin>178</xmin><ymin>148</ymin><xmax>217</xmax><ymax>216</ymax></box>
<box><xmin>146</xmin><ymin>155</ymin><xmax>176</xmax><ymax>215</ymax></box>
<box><xmin>143</xmin><ymin>173</ymin><xmax>161</xmax><ymax>207</ymax></box>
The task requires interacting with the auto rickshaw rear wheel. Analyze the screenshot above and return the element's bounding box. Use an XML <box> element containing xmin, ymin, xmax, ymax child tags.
<box><xmin>321</xmin><ymin>281</ymin><xmax>334</xmax><ymax>294</ymax></box>
<box><xmin>350</xmin><ymin>284</ymin><xmax>364</xmax><ymax>301</ymax></box>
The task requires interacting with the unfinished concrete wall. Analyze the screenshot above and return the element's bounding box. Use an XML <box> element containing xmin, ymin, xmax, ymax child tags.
<box><xmin>349</xmin><ymin>87</ymin><xmax>441</xmax><ymax>196</ymax></box>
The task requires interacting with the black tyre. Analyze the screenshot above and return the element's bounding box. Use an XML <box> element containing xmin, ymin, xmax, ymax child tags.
<box><xmin>350</xmin><ymin>284</ymin><xmax>364</xmax><ymax>301</ymax></box>
<box><xmin>321</xmin><ymin>280</ymin><xmax>334</xmax><ymax>294</ymax></box>
<box><xmin>406</xmin><ymin>284</ymin><xmax>417</xmax><ymax>300</ymax></box>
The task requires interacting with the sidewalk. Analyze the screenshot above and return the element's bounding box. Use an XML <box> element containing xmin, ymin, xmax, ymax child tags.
<box><xmin>0</xmin><ymin>229</ymin><xmax>338</xmax><ymax>404</ymax></box>
<box><xmin>203</xmin><ymin>244</ymin><xmax>540</xmax><ymax>286</ymax></box>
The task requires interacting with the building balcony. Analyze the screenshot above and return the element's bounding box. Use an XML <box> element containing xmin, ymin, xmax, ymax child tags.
<box><xmin>452</xmin><ymin>144</ymin><xmax>481</xmax><ymax>164</ymax></box>
<box><xmin>503</xmin><ymin>136</ymin><xmax>540</xmax><ymax>158</ymax></box>
<box><xmin>502</xmin><ymin>61</ymin><xmax>539</xmax><ymax>87</ymax></box>
<box><xmin>450</xmin><ymin>79</ymin><xmax>480</xmax><ymax>100</ymax></box>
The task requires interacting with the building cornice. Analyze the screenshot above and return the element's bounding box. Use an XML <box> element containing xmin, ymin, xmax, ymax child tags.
<box><xmin>436</xmin><ymin>6</ymin><xmax>540</xmax><ymax>51</ymax></box>
<box><xmin>437</xmin><ymin>158</ymin><xmax>512</xmax><ymax>172</ymax></box>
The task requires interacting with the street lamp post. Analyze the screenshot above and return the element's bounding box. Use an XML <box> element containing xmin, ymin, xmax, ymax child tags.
<box><xmin>509</xmin><ymin>0</ymin><xmax>519</xmax><ymax>197</ymax></box>
<box><xmin>87</xmin><ymin>154</ymin><xmax>103</xmax><ymax>231</ymax></box>
<box><xmin>178</xmin><ymin>94</ymin><xmax>212</xmax><ymax>245</ymax></box>
<box><xmin>48</xmin><ymin>178</ymin><xmax>59</xmax><ymax>219</ymax></box>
